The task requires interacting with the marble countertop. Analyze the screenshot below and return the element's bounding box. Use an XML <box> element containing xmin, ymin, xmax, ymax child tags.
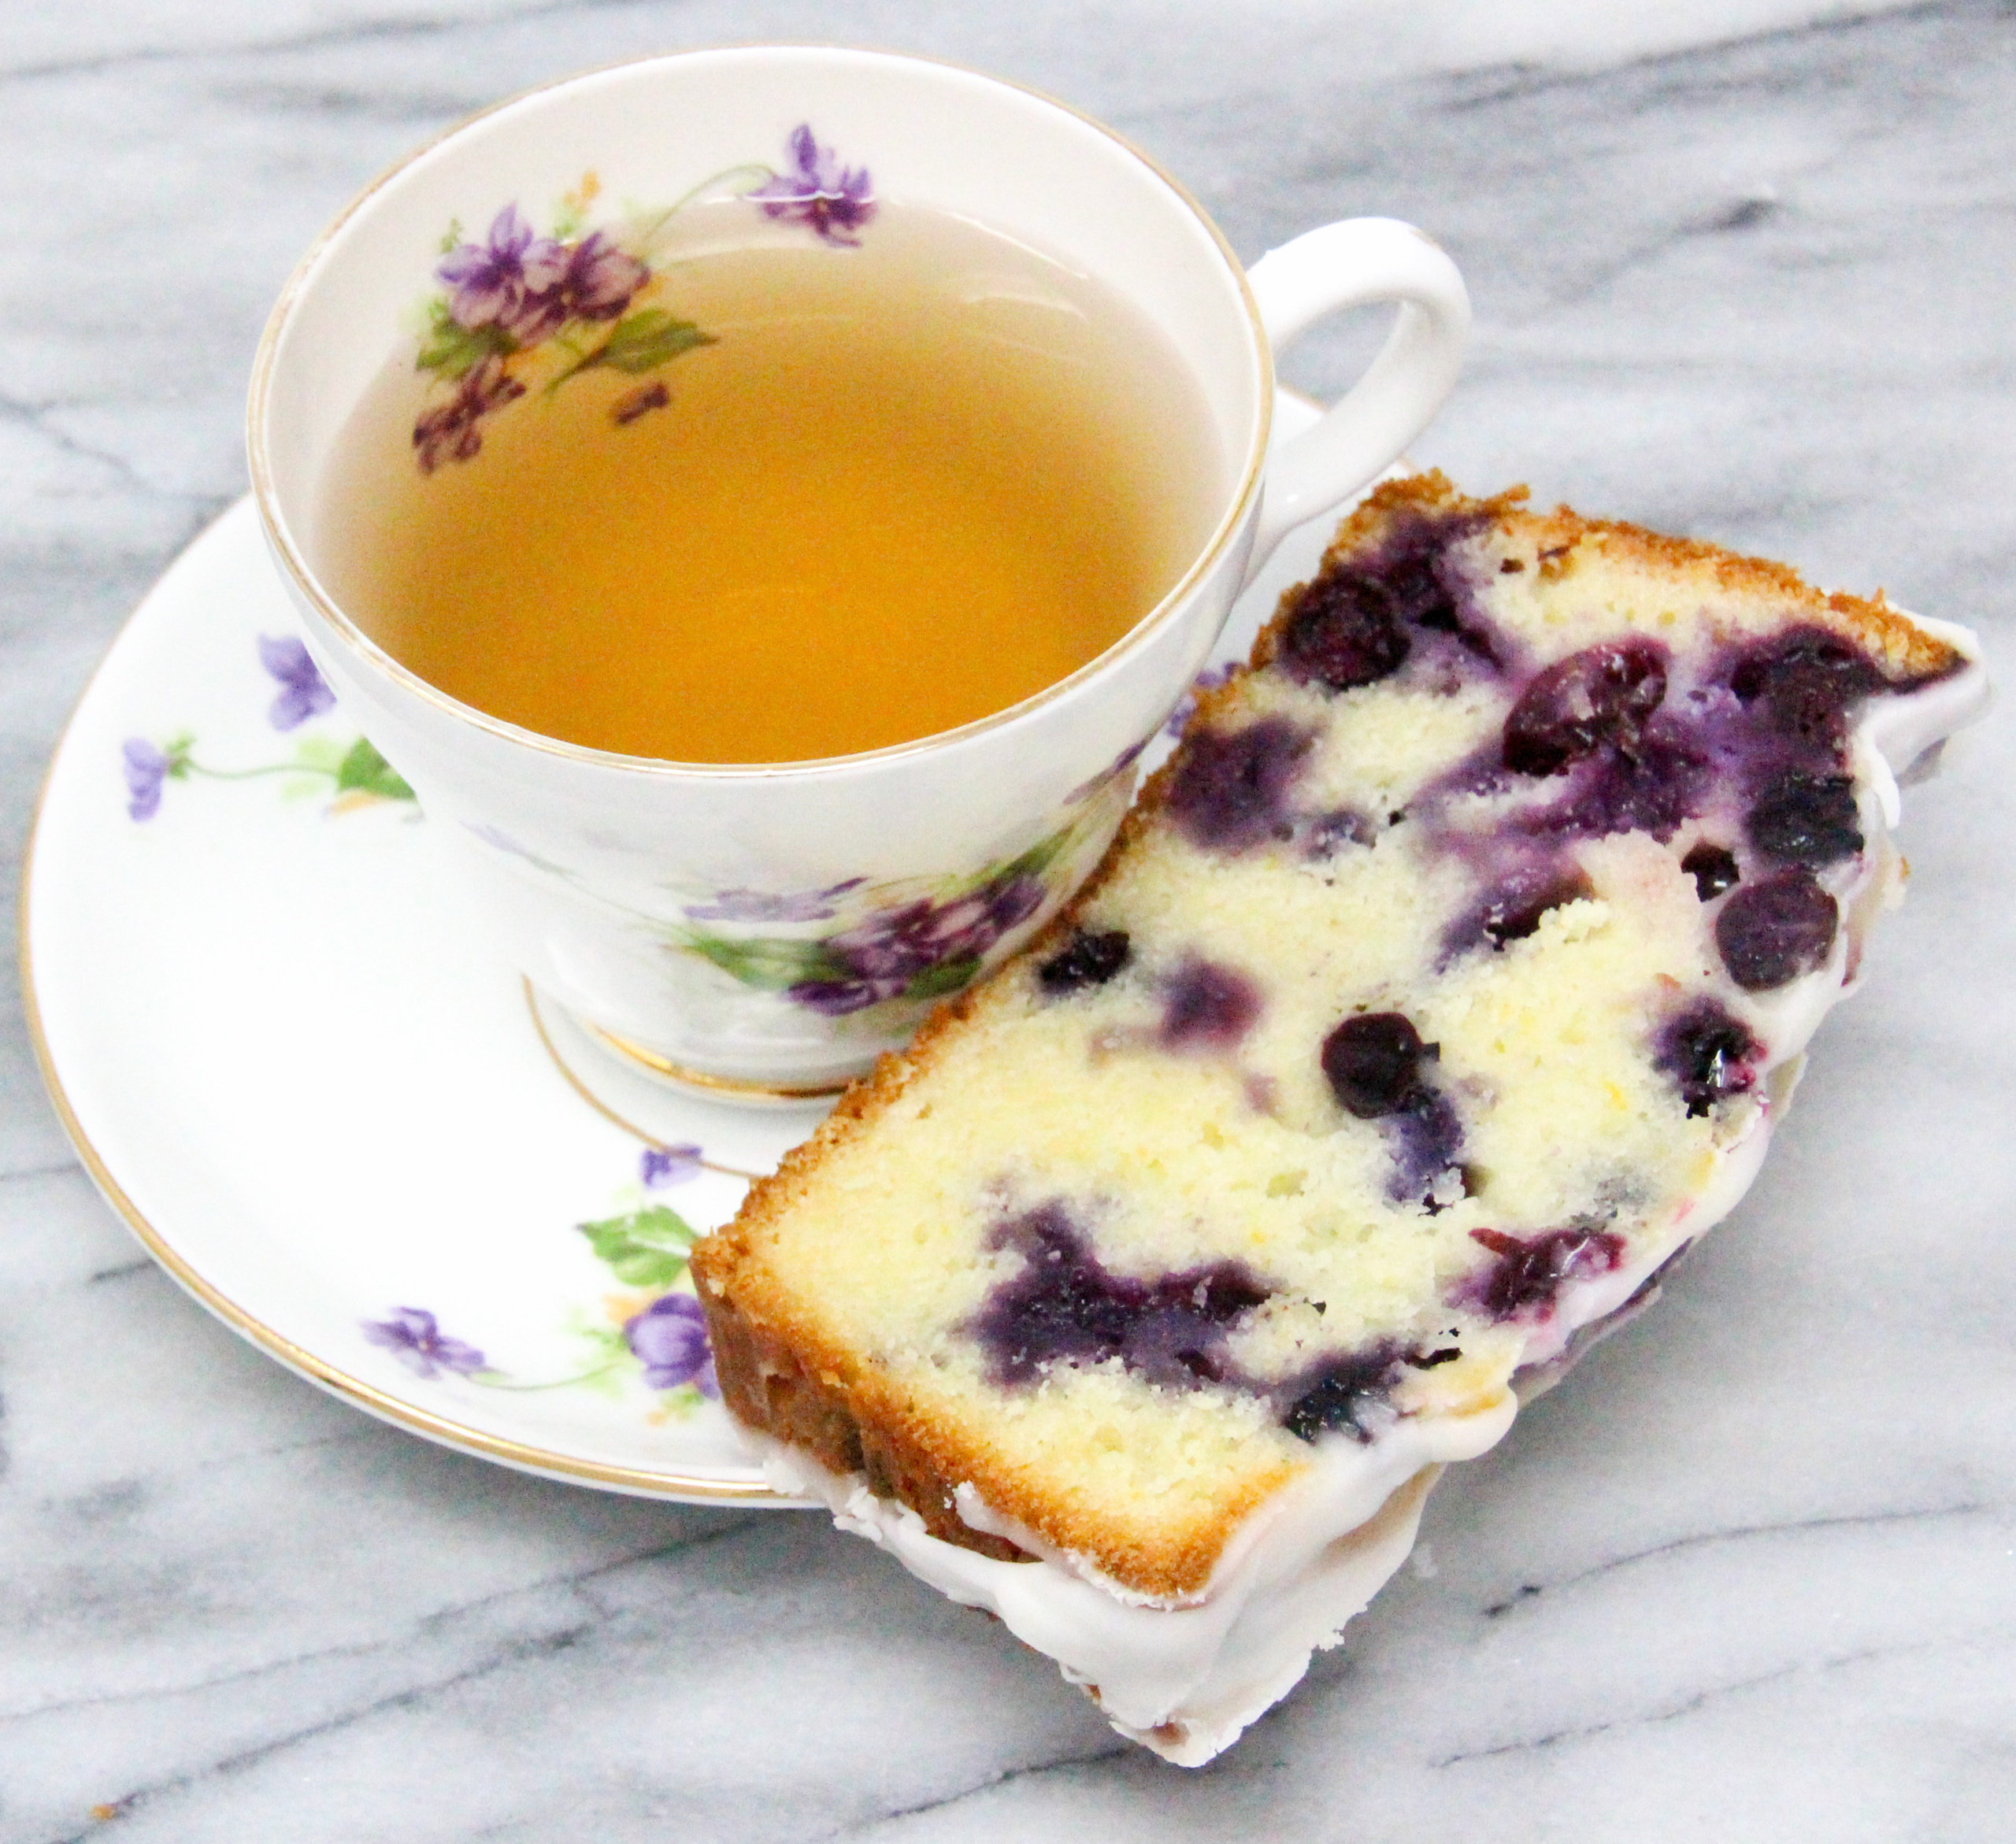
<box><xmin>5</xmin><ymin>2</ymin><xmax>2013</xmax><ymax>1838</ymax></box>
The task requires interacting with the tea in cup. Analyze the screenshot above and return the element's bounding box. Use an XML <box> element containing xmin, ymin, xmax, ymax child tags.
<box><xmin>317</xmin><ymin>188</ymin><xmax>1225</xmax><ymax>766</ymax></box>
<box><xmin>250</xmin><ymin>46</ymin><xmax>1469</xmax><ymax>1094</ymax></box>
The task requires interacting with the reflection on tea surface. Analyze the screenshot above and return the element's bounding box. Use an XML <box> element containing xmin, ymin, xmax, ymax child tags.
<box><xmin>314</xmin><ymin>202</ymin><xmax>1225</xmax><ymax>764</ymax></box>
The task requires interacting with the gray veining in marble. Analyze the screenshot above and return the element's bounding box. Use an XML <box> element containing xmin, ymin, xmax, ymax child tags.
<box><xmin>4</xmin><ymin>2</ymin><xmax>2014</xmax><ymax>1838</ymax></box>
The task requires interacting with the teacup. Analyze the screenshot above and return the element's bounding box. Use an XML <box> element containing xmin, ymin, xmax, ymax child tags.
<box><xmin>248</xmin><ymin>46</ymin><xmax>1468</xmax><ymax>1097</ymax></box>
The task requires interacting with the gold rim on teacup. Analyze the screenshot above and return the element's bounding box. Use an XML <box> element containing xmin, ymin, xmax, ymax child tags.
<box><xmin>246</xmin><ymin>46</ymin><xmax>1276</xmax><ymax>780</ymax></box>
<box><xmin>245</xmin><ymin>46</ymin><xmax>1469</xmax><ymax>1090</ymax></box>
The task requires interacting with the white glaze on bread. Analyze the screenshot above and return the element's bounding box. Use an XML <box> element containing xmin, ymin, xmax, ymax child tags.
<box><xmin>695</xmin><ymin>476</ymin><xmax>1989</xmax><ymax>1762</ymax></box>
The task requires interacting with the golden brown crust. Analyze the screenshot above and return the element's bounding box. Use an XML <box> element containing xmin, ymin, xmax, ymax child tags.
<box><xmin>691</xmin><ymin>757</ymin><xmax>1265</xmax><ymax>1593</ymax></box>
<box><xmin>706</xmin><ymin>1289</ymin><xmax>1032</xmax><ymax>1564</ymax></box>
<box><xmin>1277</xmin><ymin>471</ymin><xmax>1963</xmax><ymax>682</ymax></box>
<box><xmin>699</xmin><ymin>1113</ymin><xmax>1293</xmax><ymax>1594</ymax></box>
<box><xmin>691</xmin><ymin>471</ymin><xmax>1966</xmax><ymax>1597</ymax></box>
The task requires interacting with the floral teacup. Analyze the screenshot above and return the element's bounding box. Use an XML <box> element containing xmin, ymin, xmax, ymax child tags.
<box><xmin>249</xmin><ymin>46</ymin><xmax>1469</xmax><ymax>1097</ymax></box>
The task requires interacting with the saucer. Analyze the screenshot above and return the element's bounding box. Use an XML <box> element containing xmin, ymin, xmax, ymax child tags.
<box><xmin>24</xmin><ymin>394</ymin><xmax>1345</xmax><ymax>1505</ymax></box>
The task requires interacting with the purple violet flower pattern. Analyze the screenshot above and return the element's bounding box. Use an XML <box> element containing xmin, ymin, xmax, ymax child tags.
<box><xmin>623</xmin><ymin>1294</ymin><xmax>719</xmax><ymax>1396</ymax></box>
<box><xmin>557</xmin><ymin>231</ymin><xmax>650</xmax><ymax>324</ymax></box>
<box><xmin>258</xmin><ymin>635</ymin><xmax>336</xmax><ymax>731</ymax></box>
<box><xmin>613</xmin><ymin>380</ymin><xmax>671</xmax><ymax>426</ymax></box>
<box><xmin>362</xmin><ymin>1306</ymin><xmax>488</xmax><ymax>1379</ymax></box>
<box><xmin>437</xmin><ymin>205</ymin><xmax>570</xmax><ymax>338</ymax></box>
<box><xmin>640</xmin><ymin>1143</ymin><xmax>704</xmax><ymax>1188</ymax></box>
<box><xmin>120</xmin><ymin>639</ymin><xmax>413</xmax><ymax>821</ymax></box>
<box><xmin>684</xmin><ymin>878</ymin><xmax>866</xmax><ymax>924</ymax></box>
<box><xmin>788</xmin><ymin>874</ymin><xmax>1045</xmax><ymax>1016</ymax></box>
<box><xmin>410</xmin><ymin>135</ymin><xmax>873</xmax><ymax>470</ymax></box>
<box><xmin>1065</xmin><ymin>735</ymin><xmax>1150</xmax><ymax>805</ymax></box>
<box><xmin>676</xmin><ymin>776</ymin><xmax>1132</xmax><ymax>1018</ymax></box>
<box><xmin>123</xmin><ymin>739</ymin><xmax>172</xmax><ymax>821</ymax></box>
<box><xmin>750</xmin><ymin>124</ymin><xmax>876</xmax><ymax>246</ymax></box>
<box><xmin>365</xmin><ymin>1170</ymin><xmax>728</xmax><ymax>1411</ymax></box>
<box><xmin>413</xmin><ymin>354</ymin><xmax>527</xmax><ymax>474</ymax></box>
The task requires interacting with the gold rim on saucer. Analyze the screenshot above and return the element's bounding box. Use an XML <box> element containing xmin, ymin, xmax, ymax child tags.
<box><xmin>20</xmin><ymin>402</ymin><xmax>1355</xmax><ymax>1512</ymax></box>
<box><xmin>17</xmin><ymin>697</ymin><xmax>795</xmax><ymax>1505</ymax></box>
<box><xmin>521</xmin><ymin>983</ymin><xmax>769</xmax><ymax>1169</ymax></box>
<box><xmin>583</xmin><ymin>1019</ymin><xmax>850</xmax><ymax>1102</ymax></box>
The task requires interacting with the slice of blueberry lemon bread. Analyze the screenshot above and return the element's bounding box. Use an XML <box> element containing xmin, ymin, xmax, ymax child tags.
<box><xmin>692</xmin><ymin>472</ymin><xmax>1986</xmax><ymax>1764</ymax></box>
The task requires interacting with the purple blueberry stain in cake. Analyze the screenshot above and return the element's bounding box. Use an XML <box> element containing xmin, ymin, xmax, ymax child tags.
<box><xmin>1273</xmin><ymin>1333</ymin><xmax>1481</xmax><ymax>1442</ymax></box>
<box><xmin>1161</xmin><ymin>957</ymin><xmax>1262</xmax><ymax>1050</ymax></box>
<box><xmin>1503</xmin><ymin>639</ymin><xmax>1670</xmax><ymax>777</ymax></box>
<box><xmin>1725</xmin><ymin>625</ymin><xmax>1886</xmax><ymax>752</ymax></box>
<box><xmin>1277</xmin><ymin>568</ymin><xmax>1412</xmax><ymax>692</ymax></box>
<box><xmin>972</xmin><ymin>1204</ymin><xmax>1482</xmax><ymax>1430</ymax></box>
<box><xmin>1484</xmin><ymin>635</ymin><xmax>1720</xmax><ymax>844</ymax></box>
<box><xmin>1166</xmin><ymin>719</ymin><xmax>1313</xmax><ymax>853</ymax></box>
<box><xmin>1405</xmin><ymin>1343</ymin><xmax>1463</xmax><ymax>1369</ymax></box>
<box><xmin>1321</xmin><ymin>1012</ymin><xmax>1466</xmax><ymax>1205</ymax></box>
<box><xmin>1243</xmin><ymin>1071</ymin><xmax>1284</xmax><ymax>1116</ymax></box>
<box><xmin>1275</xmin><ymin>506</ymin><xmax>1510</xmax><ymax>697</ymax></box>
<box><xmin>1457</xmin><ymin>1225</ymin><xmax>1626</xmax><ymax>1323</ymax></box>
<box><xmin>1413</xmin><ymin>665</ymin><xmax>1708</xmax><ymax>864</ymax></box>
<box><xmin>1655</xmin><ymin>998</ymin><xmax>1762</xmax><ymax>1116</ymax></box>
<box><xmin>1482</xmin><ymin>865</ymin><xmax>1595</xmax><ymax>946</ymax></box>
<box><xmin>1321</xmin><ymin>1013</ymin><xmax>1436</xmax><ymax>1119</ymax></box>
<box><xmin>1701</xmin><ymin>624</ymin><xmax>1937</xmax><ymax>840</ymax></box>
<box><xmin>1387</xmin><ymin>1091</ymin><xmax>1467</xmax><ymax>1209</ymax></box>
<box><xmin>1745</xmin><ymin>770</ymin><xmax>1862</xmax><ymax>868</ymax></box>
<box><xmin>1038</xmin><ymin>929</ymin><xmax>1132</xmax><ymax>995</ymax></box>
<box><xmin>1715</xmin><ymin>868</ymin><xmax>1839</xmax><ymax>990</ymax></box>
<box><xmin>1359</xmin><ymin>508</ymin><xmax>1506</xmax><ymax>668</ymax></box>
<box><xmin>1509</xmin><ymin>1242</ymin><xmax>1697</xmax><ymax>1395</ymax></box>
<box><xmin>972</xmin><ymin>1202</ymin><xmax>1270</xmax><ymax>1391</ymax></box>
<box><xmin>1682</xmin><ymin>841</ymin><xmax>1741</xmax><ymax>900</ymax></box>
<box><xmin>1279</xmin><ymin>1343</ymin><xmax>1410</xmax><ymax>1443</ymax></box>
<box><xmin>1298</xmin><ymin>808</ymin><xmax>1378</xmax><ymax>859</ymax></box>
<box><xmin>1443</xmin><ymin>861</ymin><xmax>1594</xmax><ymax>958</ymax></box>
<box><xmin>1529</xmin><ymin>718</ymin><xmax>1710</xmax><ymax>842</ymax></box>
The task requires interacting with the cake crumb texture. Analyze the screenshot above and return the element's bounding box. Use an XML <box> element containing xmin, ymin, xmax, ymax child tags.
<box><xmin>694</xmin><ymin>472</ymin><xmax>1969</xmax><ymax>1600</ymax></box>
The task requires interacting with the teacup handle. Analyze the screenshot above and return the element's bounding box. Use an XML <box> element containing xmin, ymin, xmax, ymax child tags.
<box><xmin>1242</xmin><ymin>217</ymin><xmax>1470</xmax><ymax>585</ymax></box>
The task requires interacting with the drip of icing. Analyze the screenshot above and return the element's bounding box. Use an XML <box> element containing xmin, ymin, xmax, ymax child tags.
<box><xmin>764</xmin><ymin>638</ymin><xmax>1988</xmax><ymax>1768</ymax></box>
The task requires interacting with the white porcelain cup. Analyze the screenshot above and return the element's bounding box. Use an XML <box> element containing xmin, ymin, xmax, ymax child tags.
<box><xmin>249</xmin><ymin>46</ymin><xmax>1469</xmax><ymax>1097</ymax></box>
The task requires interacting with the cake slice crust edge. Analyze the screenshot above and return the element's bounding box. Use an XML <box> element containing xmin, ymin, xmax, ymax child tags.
<box><xmin>692</xmin><ymin>470</ymin><xmax>1981</xmax><ymax>1605</ymax></box>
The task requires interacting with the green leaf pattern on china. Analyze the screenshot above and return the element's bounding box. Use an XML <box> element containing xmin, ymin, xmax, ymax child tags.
<box><xmin>335</xmin><ymin>737</ymin><xmax>416</xmax><ymax>801</ymax></box>
<box><xmin>666</xmin><ymin>777</ymin><xmax>1132</xmax><ymax>1020</ymax></box>
<box><xmin>409</xmin><ymin>143</ymin><xmax>863</xmax><ymax>467</ymax></box>
<box><xmin>682</xmin><ymin>932</ymin><xmax>850</xmax><ymax>993</ymax></box>
<box><xmin>576</xmin><ymin>1204</ymin><xmax>699</xmax><ymax>1290</ymax></box>
<box><xmin>416</xmin><ymin>300</ymin><xmax>517</xmax><ymax>382</ymax></box>
<box><xmin>592</xmin><ymin>310</ymin><xmax>715</xmax><ymax>376</ymax></box>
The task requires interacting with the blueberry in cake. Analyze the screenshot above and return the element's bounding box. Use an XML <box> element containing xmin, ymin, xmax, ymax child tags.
<box><xmin>692</xmin><ymin>473</ymin><xmax>1987</xmax><ymax>1764</ymax></box>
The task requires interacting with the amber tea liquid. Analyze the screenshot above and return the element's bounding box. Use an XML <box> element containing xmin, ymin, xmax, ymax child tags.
<box><xmin>315</xmin><ymin>204</ymin><xmax>1223</xmax><ymax>763</ymax></box>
